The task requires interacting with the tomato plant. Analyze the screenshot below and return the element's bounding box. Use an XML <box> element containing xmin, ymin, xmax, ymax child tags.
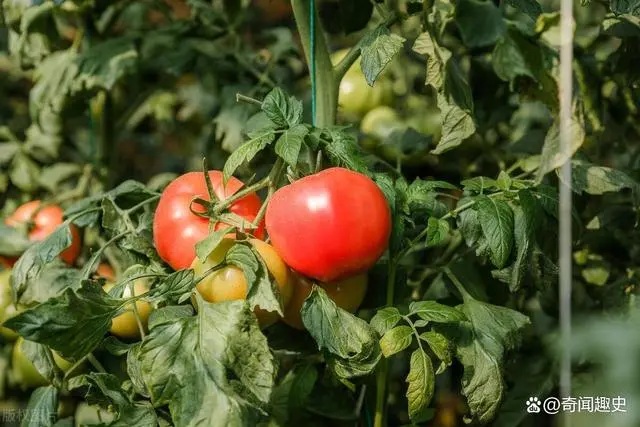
<box><xmin>0</xmin><ymin>0</ymin><xmax>639</xmax><ymax>426</ymax></box>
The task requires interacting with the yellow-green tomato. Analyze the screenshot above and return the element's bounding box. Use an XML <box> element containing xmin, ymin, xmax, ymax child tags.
<box><xmin>0</xmin><ymin>269</ymin><xmax>19</xmax><ymax>341</ymax></box>
<box><xmin>332</xmin><ymin>49</ymin><xmax>394</xmax><ymax>118</ymax></box>
<box><xmin>11</xmin><ymin>337</ymin><xmax>74</xmax><ymax>389</ymax></box>
<box><xmin>191</xmin><ymin>239</ymin><xmax>293</xmax><ymax>328</ymax></box>
<box><xmin>103</xmin><ymin>280</ymin><xmax>153</xmax><ymax>340</ymax></box>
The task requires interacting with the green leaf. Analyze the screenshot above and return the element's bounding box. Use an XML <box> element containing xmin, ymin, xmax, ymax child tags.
<box><xmin>504</xmin><ymin>0</ymin><xmax>542</xmax><ymax>20</ymax></box>
<box><xmin>420</xmin><ymin>331</ymin><xmax>453</xmax><ymax>373</ymax></box>
<box><xmin>274</xmin><ymin>124</ymin><xmax>309</xmax><ymax>167</ymax></box>
<box><xmin>475</xmin><ymin>196</ymin><xmax>515</xmax><ymax>268</ymax></box>
<box><xmin>301</xmin><ymin>286</ymin><xmax>381</xmax><ymax>378</ymax></box>
<box><xmin>496</xmin><ymin>171</ymin><xmax>512</xmax><ymax>191</ymax></box>
<box><xmin>456</xmin><ymin>0</ymin><xmax>506</xmax><ymax>48</ymax></box>
<box><xmin>270</xmin><ymin>363</ymin><xmax>318</xmax><ymax>424</ymax></box>
<box><xmin>508</xmin><ymin>190</ymin><xmax>538</xmax><ymax>291</ymax></box>
<box><xmin>451</xmin><ymin>299</ymin><xmax>530</xmax><ymax>423</ymax></box>
<box><xmin>0</xmin><ymin>141</ymin><xmax>19</xmax><ymax>165</ymax></box>
<box><xmin>195</xmin><ymin>226</ymin><xmax>234</xmax><ymax>261</ymax></box>
<box><xmin>409</xmin><ymin>301</ymin><xmax>467</xmax><ymax>323</ymax></box>
<box><xmin>223</xmin><ymin>130</ymin><xmax>276</xmax><ymax>181</ymax></box>
<box><xmin>360</xmin><ymin>26</ymin><xmax>406</xmax><ymax>86</ymax></box>
<box><xmin>4</xmin><ymin>282</ymin><xmax>123</xmax><ymax>360</ymax></box>
<box><xmin>21</xmin><ymin>340</ymin><xmax>60</xmax><ymax>385</ymax></box>
<box><xmin>406</xmin><ymin>349</ymin><xmax>435</xmax><ymax>421</ymax></box>
<box><xmin>12</xmin><ymin>223</ymin><xmax>76</xmax><ymax>299</ymax></box>
<box><xmin>568</xmin><ymin>160</ymin><xmax>638</xmax><ymax>195</ymax></box>
<box><xmin>149</xmin><ymin>270</ymin><xmax>196</xmax><ymax>305</ymax></box>
<box><xmin>431</xmin><ymin>96</ymin><xmax>475</xmax><ymax>155</ymax></box>
<box><xmin>74</xmin><ymin>37</ymin><xmax>139</xmax><ymax>91</ymax></box>
<box><xmin>582</xmin><ymin>266</ymin><xmax>610</xmax><ymax>286</ymax></box>
<box><xmin>261</xmin><ymin>88</ymin><xmax>303</xmax><ymax>128</ymax></box>
<box><xmin>610</xmin><ymin>0</ymin><xmax>640</xmax><ymax>15</ymax></box>
<box><xmin>380</xmin><ymin>325</ymin><xmax>413</xmax><ymax>357</ymax></box>
<box><xmin>137</xmin><ymin>298</ymin><xmax>274</xmax><ymax>425</ymax></box>
<box><xmin>602</xmin><ymin>14</ymin><xmax>640</xmax><ymax>37</ymax></box>
<box><xmin>10</xmin><ymin>152</ymin><xmax>40</xmax><ymax>192</ymax></box>
<box><xmin>426</xmin><ymin>217</ymin><xmax>450</xmax><ymax>247</ymax></box>
<box><xmin>370</xmin><ymin>307</ymin><xmax>402</xmax><ymax>336</ymax></box>
<box><xmin>462</xmin><ymin>176</ymin><xmax>498</xmax><ymax>193</ymax></box>
<box><xmin>321</xmin><ymin>128</ymin><xmax>368</xmax><ymax>173</ymax></box>
<box><xmin>38</xmin><ymin>163</ymin><xmax>82</xmax><ymax>192</ymax></box>
<box><xmin>492</xmin><ymin>30</ymin><xmax>546</xmax><ymax>86</ymax></box>
<box><xmin>536</xmin><ymin>114</ymin><xmax>586</xmax><ymax>182</ymax></box>
<box><xmin>0</xmin><ymin>223</ymin><xmax>32</xmax><ymax>257</ymax></box>
<box><xmin>226</xmin><ymin>243</ymin><xmax>283</xmax><ymax>316</ymax></box>
<box><xmin>19</xmin><ymin>263</ymin><xmax>81</xmax><ymax>306</ymax></box>
<box><xmin>68</xmin><ymin>373</ymin><xmax>157</xmax><ymax>426</ymax></box>
<box><xmin>21</xmin><ymin>386</ymin><xmax>58</xmax><ymax>427</ymax></box>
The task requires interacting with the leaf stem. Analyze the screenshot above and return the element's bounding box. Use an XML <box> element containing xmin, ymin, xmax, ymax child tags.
<box><xmin>213</xmin><ymin>175</ymin><xmax>272</xmax><ymax>214</ymax></box>
<box><xmin>87</xmin><ymin>353</ymin><xmax>106</xmax><ymax>373</ymax></box>
<box><xmin>125</xmin><ymin>195</ymin><xmax>161</xmax><ymax>214</ymax></box>
<box><xmin>236</xmin><ymin>93</ymin><xmax>264</xmax><ymax>107</ymax></box>
<box><xmin>443</xmin><ymin>267</ymin><xmax>474</xmax><ymax>302</ymax></box>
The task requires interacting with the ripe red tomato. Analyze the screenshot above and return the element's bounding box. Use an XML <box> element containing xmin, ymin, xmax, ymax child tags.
<box><xmin>2</xmin><ymin>201</ymin><xmax>81</xmax><ymax>266</ymax></box>
<box><xmin>153</xmin><ymin>171</ymin><xmax>265</xmax><ymax>270</ymax></box>
<box><xmin>265</xmin><ymin>167</ymin><xmax>391</xmax><ymax>282</ymax></box>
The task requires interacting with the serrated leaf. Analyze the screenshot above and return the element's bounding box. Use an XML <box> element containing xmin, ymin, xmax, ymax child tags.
<box><xmin>431</xmin><ymin>96</ymin><xmax>475</xmax><ymax>155</ymax></box>
<box><xmin>321</xmin><ymin>128</ymin><xmax>368</xmax><ymax>173</ymax></box>
<box><xmin>476</xmin><ymin>196</ymin><xmax>515</xmax><ymax>268</ymax></box>
<box><xmin>536</xmin><ymin>114</ymin><xmax>586</xmax><ymax>182</ymax></box>
<box><xmin>275</xmin><ymin>124</ymin><xmax>309</xmax><ymax>167</ymax></box>
<box><xmin>360</xmin><ymin>26</ymin><xmax>405</xmax><ymax>86</ymax></box>
<box><xmin>420</xmin><ymin>331</ymin><xmax>452</xmax><ymax>373</ymax></box>
<box><xmin>261</xmin><ymin>88</ymin><xmax>303</xmax><ymax>127</ymax></box>
<box><xmin>496</xmin><ymin>171</ymin><xmax>512</xmax><ymax>191</ymax></box>
<box><xmin>226</xmin><ymin>243</ymin><xmax>282</xmax><ymax>315</ymax></box>
<box><xmin>21</xmin><ymin>385</ymin><xmax>58</xmax><ymax>427</ymax></box>
<box><xmin>504</xmin><ymin>0</ymin><xmax>542</xmax><ymax>20</ymax></box>
<box><xmin>380</xmin><ymin>325</ymin><xmax>413</xmax><ymax>357</ymax></box>
<box><xmin>456</xmin><ymin>0</ymin><xmax>506</xmax><ymax>48</ymax></box>
<box><xmin>301</xmin><ymin>286</ymin><xmax>381</xmax><ymax>378</ymax></box>
<box><xmin>462</xmin><ymin>176</ymin><xmax>498</xmax><ymax>192</ymax></box>
<box><xmin>507</xmin><ymin>190</ymin><xmax>538</xmax><ymax>291</ymax></box>
<box><xmin>426</xmin><ymin>217</ymin><xmax>450</xmax><ymax>247</ymax></box>
<box><xmin>409</xmin><ymin>301</ymin><xmax>467</xmax><ymax>323</ymax></box>
<box><xmin>370</xmin><ymin>307</ymin><xmax>402</xmax><ymax>336</ymax></box>
<box><xmin>223</xmin><ymin>130</ymin><xmax>276</xmax><ymax>180</ymax></box>
<box><xmin>567</xmin><ymin>160</ymin><xmax>638</xmax><ymax>195</ymax></box>
<box><xmin>137</xmin><ymin>298</ymin><xmax>274</xmax><ymax>425</ymax></box>
<box><xmin>4</xmin><ymin>282</ymin><xmax>123</xmax><ymax>360</ymax></box>
<box><xmin>10</xmin><ymin>152</ymin><xmax>39</xmax><ymax>191</ymax></box>
<box><xmin>149</xmin><ymin>270</ymin><xmax>196</xmax><ymax>305</ymax></box>
<box><xmin>12</xmin><ymin>223</ymin><xmax>76</xmax><ymax>299</ymax></box>
<box><xmin>21</xmin><ymin>341</ymin><xmax>60</xmax><ymax>385</ymax></box>
<box><xmin>449</xmin><ymin>299</ymin><xmax>530</xmax><ymax>423</ymax></box>
<box><xmin>406</xmin><ymin>349</ymin><xmax>435</xmax><ymax>420</ymax></box>
<box><xmin>195</xmin><ymin>226</ymin><xmax>234</xmax><ymax>261</ymax></box>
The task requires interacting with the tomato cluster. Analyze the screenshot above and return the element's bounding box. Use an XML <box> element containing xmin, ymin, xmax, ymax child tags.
<box><xmin>154</xmin><ymin>167</ymin><xmax>391</xmax><ymax>330</ymax></box>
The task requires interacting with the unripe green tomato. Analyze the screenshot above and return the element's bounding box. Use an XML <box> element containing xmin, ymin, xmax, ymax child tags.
<box><xmin>332</xmin><ymin>49</ymin><xmax>394</xmax><ymax>118</ymax></box>
<box><xmin>0</xmin><ymin>269</ymin><xmax>19</xmax><ymax>341</ymax></box>
<box><xmin>11</xmin><ymin>337</ymin><xmax>74</xmax><ymax>389</ymax></box>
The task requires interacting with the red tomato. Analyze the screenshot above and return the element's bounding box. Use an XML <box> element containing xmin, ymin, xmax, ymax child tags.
<box><xmin>3</xmin><ymin>201</ymin><xmax>81</xmax><ymax>266</ymax></box>
<box><xmin>265</xmin><ymin>167</ymin><xmax>391</xmax><ymax>282</ymax></box>
<box><xmin>153</xmin><ymin>171</ymin><xmax>265</xmax><ymax>270</ymax></box>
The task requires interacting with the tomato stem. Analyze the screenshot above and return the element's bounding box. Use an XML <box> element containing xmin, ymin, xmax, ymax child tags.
<box><xmin>291</xmin><ymin>0</ymin><xmax>336</xmax><ymax>127</ymax></box>
<box><xmin>213</xmin><ymin>175</ymin><xmax>271</xmax><ymax>214</ymax></box>
<box><xmin>236</xmin><ymin>93</ymin><xmax>263</xmax><ymax>106</ymax></box>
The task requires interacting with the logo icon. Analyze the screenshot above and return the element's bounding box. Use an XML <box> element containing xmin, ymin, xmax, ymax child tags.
<box><xmin>526</xmin><ymin>397</ymin><xmax>542</xmax><ymax>413</ymax></box>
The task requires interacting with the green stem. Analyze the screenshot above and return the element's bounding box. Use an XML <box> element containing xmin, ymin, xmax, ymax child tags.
<box><xmin>126</xmin><ymin>195</ymin><xmax>161</xmax><ymax>214</ymax></box>
<box><xmin>236</xmin><ymin>93</ymin><xmax>263</xmax><ymax>107</ymax></box>
<box><xmin>214</xmin><ymin>175</ymin><xmax>272</xmax><ymax>214</ymax></box>
<box><xmin>129</xmin><ymin>281</ymin><xmax>146</xmax><ymax>339</ymax></box>
<box><xmin>443</xmin><ymin>267</ymin><xmax>474</xmax><ymax>302</ymax></box>
<box><xmin>87</xmin><ymin>353</ymin><xmax>106</xmax><ymax>373</ymax></box>
<box><xmin>291</xmin><ymin>0</ymin><xmax>337</xmax><ymax>127</ymax></box>
<box><xmin>375</xmin><ymin>258</ymin><xmax>398</xmax><ymax>427</ymax></box>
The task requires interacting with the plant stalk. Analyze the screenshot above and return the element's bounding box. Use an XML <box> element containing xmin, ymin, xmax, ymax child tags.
<box><xmin>291</xmin><ymin>0</ymin><xmax>337</xmax><ymax>127</ymax></box>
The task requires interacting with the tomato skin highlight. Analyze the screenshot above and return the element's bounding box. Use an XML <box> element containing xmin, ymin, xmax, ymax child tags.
<box><xmin>265</xmin><ymin>167</ymin><xmax>391</xmax><ymax>282</ymax></box>
<box><xmin>3</xmin><ymin>201</ymin><xmax>81</xmax><ymax>266</ymax></box>
<box><xmin>153</xmin><ymin>171</ymin><xmax>265</xmax><ymax>270</ymax></box>
<box><xmin>283</xmin><ymin>272</ymin><xmax>368</xmax><ymax>330</ymax></box>
<box><xmin>191</xmin><ymin>238</ymin><xmax>293</xmax><ymax>328</ymax></box>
